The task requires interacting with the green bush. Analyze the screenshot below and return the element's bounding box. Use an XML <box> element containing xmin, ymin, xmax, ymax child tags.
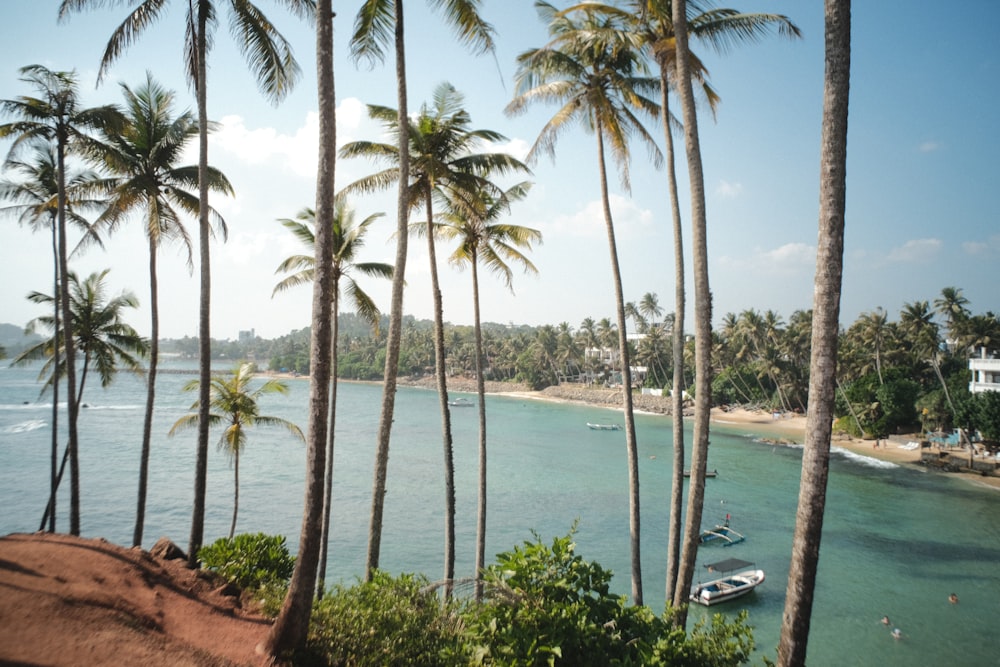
<box><xmin>465</xmin><ymin>529</ymin><xmax>756</xmax><ymax>666</ymax></box>
<box><xmin>198</xmin><ymin>533</ymin><xmax>295</xmax><ymax>590</ymax></box>
<box><xmin>305</xmin><ymin>571</ymin><xmax>467</xmax><ymax>667</ymax></box>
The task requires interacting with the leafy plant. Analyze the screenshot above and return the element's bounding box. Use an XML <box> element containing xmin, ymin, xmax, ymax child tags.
<box><xmin>466</xmin><ymin>528</ymin><xmax>756</xmax><ymax>666</ymax></box>
<box><xmin>305</xmin><ymin>571</ymin><xmax>467</xmax><ymax>667</ymax></box>
<box><xmin>197</xmin><ymin>533</ymin><xmax>295</xmax><ymax>590</ymax></box>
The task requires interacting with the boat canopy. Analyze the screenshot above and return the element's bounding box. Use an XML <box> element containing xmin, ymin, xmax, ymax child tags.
<box><xmin>704</xmin><ymin>558</ymin><xmax>754</xmax><ymax>572</ymax></box>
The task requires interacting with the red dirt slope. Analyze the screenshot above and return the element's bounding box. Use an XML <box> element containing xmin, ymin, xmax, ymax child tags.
<box><xmin>0</xmin><ymin>533</ymin><xmax>274</xmax><ymax>666</ymax></box>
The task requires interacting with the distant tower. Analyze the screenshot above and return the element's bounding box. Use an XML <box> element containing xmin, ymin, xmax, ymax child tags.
<box><xmin>238</xmin><ymin>328</ymin><xmax>256</xmax><ymax>362</ymax></box>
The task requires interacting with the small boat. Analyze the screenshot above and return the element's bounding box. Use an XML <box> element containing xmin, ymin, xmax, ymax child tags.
<box><xmin>689</xmin><ymin>558</ymin><xmax>765</xmax><ymax>606</ymax></box>
<box><xmin>698</xmin><ymin>515</ymin><xmax>745</xmax><ymax>546</ymax></box>
<box><xmin>448</xmin><ymin>397</ymin><xmax>474</xmax><ymax>407</ymax></box>
<box><xmin>587</xmin><ymin>422</ymin><xmax>621</xmax><ymax>431</ymax></box>
<box><xmin>683</xmin><ymin>469</ymin><xmax>717</xmax><ymax>478</ymax></box>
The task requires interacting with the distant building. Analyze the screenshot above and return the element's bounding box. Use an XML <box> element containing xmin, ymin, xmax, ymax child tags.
<box><xmin>969</xmin><ymin>347</ymin><xmax>1000</xmax><ymax>394</ymax></box>
<box><xmin>238</xmin><ymin>329</ymin><xmax>255</xmax><ymax>345</ymax></box>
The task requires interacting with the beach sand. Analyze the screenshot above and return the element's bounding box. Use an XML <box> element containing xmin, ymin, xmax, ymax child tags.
<box><xmin>498</xmin><ymin>391</ymin><xmax>1000</xmax><ymax>492</ymax></box>
<box><xmin>712</xmin><ymin>407</ymin><xmax>1000</xmax><ymax>491</ymax></box>
<box><xmin>269</xmin><ymin>372</ymin><xmax>1000</xmax><ymax>492</ymax></box>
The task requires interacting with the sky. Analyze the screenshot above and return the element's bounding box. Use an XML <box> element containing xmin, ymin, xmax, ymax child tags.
<box><xmin>1</xmin><ymin>1</ymin><xmax>998</xmax><ymax>341</ymax></box>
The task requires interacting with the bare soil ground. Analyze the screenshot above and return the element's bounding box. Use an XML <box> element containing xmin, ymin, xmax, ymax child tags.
<box><xmin>0</xmin><ymin>532</ymin><xmax>274</xmax><ymax>667</ymax></box>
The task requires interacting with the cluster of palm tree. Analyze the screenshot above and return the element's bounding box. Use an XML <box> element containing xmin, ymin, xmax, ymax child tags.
<box><xmin>0</xmin><ymin>64</ymin><xmax>232</xmax><ymax>543</ymax></box>
<box><xmin>0</xmin><ymin>0</ymin><xmax>917</xmax><ymax>660</ymax></box>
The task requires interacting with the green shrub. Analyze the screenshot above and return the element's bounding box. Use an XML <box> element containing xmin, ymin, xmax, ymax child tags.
<box><xmin>466</xmin><ymin>529</ymin><xmax>756</xmax><ymax>666</ymax></box>
<box><xmin>198</xmin><ymin>533</ymin><xmax>295</xmax><ymax>590</ymax></box>
<box><xmin>306</xmin><ymin>571</ymin><xmax>467</xmax><ymax>667</ymax></box>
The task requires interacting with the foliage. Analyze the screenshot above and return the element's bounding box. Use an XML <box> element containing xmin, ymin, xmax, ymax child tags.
<box><xmin>304</xmin><ymin>571</ymin><xmax>467</xmax><ymax>667</ymax></box>
<box><xmin>464</xmin><ymin>529</ymin><xmax>755</xmax><ymax>666</ymax></box>
<box><xmin>836</xmin><ymin>371</ymin><xmax>919</xmax><ymax>437</ymax></box>
<box><xmin>198</xmin><ymin>533</ymin><xmax>295</xmax><ymax>590</ymax></box>
<box><xmin>955</xmin><ymin>390</ymin><xmax>1000</xmax><ymax>443</ymax></box>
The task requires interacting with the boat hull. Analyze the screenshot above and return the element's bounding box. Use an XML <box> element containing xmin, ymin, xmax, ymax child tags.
<box><xmin>698</xmin><ymin>525</ymin><xmax>745</xmax><ymax>546</ymax></box>
<box><xmin>689</xmin><ymin>569</ymin><xmax>765</xmax><ymax>606</ymax></box>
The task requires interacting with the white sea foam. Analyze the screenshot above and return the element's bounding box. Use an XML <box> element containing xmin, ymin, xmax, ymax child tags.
<box><xmin>5</xmin><ymin>419</ymin><xmax>47</xmax><ymax>434</ymax></box>
<box><xmin>0</xmin><ymin>402</ymin><xmax>52</xmax><ymax>411</ymax></box>
<box><xmin>79</xmin><ymin>404</ymin><xmax>142</xmax><ymax>411</ymax></box>
<box><xmin>831</xmin><ymin>446</ymin><xmax>899</xmax><ymax>469</ymax></box>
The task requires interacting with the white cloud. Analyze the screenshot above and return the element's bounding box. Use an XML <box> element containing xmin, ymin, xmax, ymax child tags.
<box><xmin>547</xmin><ymin>194</ymin><xmax>653</xmax><ymax>238</ymax></box>
<box><xmin>715</xmin><ymin>180</ymin><xmax>743</xmax><ymax>199</ymax></box>
<box><xmin>886</xmin><ymin>238</ymin><xmax>941</xmax><ymax>262</ymax></box>
<box><xmin>487</xmin><ymin>136</ymin><xmax>532</xmax><ymax>162</ymax></box>
<box><xmin>918</xmin><ymin>141</ymin><xmax>941</xmax><ymax>153</ymax></box>
<box><xmin>718</xmin><ymin>242</ymin><xmax>815</xmax><ymax>274</ymax></box>
<box><xmin>961</xmin><ymin>234</ymin><xmax>1000</xmax><ymax>257</ymax></box>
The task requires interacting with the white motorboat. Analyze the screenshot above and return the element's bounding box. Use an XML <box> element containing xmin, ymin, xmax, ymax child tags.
<box><xmin>689</xmin><ymin>558</ymin><xmax>765</xmax><ymax>606</ymax></box>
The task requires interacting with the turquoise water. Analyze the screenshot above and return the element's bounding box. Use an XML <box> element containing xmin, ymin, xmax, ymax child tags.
<box><xmin>1</xmin><ymin>362</ymin><xmax>998</xmax><ymax>666</ymax></box>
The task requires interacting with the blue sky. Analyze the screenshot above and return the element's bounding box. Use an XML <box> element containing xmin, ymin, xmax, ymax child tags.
<box><xmin>2</xmin><ymin>1</ymin><xmax>997</xmax><ymax>340</ymax></box>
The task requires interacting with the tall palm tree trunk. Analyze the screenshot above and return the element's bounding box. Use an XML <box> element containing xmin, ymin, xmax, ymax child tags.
<box><xmin>48</xmin><ymin>222</ymin><xmax>60</xmax><ymax>533</ymax></box>
<box><xmin>658</xmin><ymin>59</ymin><xmax>686</xmax><ymax>605</ymax></box>
<box><xmin>317</xmin><ymin>288</ymin><xmax>341</xmax><ymax>598</ymax></box>
<box><xmin>190</xmin><ymin>1</ymin><xmax>212</xmax><ymax>567</ymax></box>
<box><xmin>134</xmin><ymin>237</ymin><xmax>159</xmax><ymax>546</ymax></box>
<box><xmin>596</xmin><ymin>126</ymin><xmax>642</xmax><ymax>606</ymax></box>
<box><xmin>671</xmin><ymin>0</ymin><xmax>713</xmax><ymax>627</ymax></box>
<box><xmin>367</xmin><ymin>0</ymin><xmax>410</xmax><ymax>580</ymax></box>
<box><xmin>262</xmin><ymin>1</ymin><xmax>336</xmax><ymax>655</ymax></box>
<box><xmin>229</xmin><ymin>447</ymin><xmax>240</xmax><ymax>539</ymax></box>
<box><xmin>55</xmin><ymin>139</ymin><xmax>82</xmax><ymax>536</ymax></box>
<box><xmin>424</xmin><ymin>190</ymin><xmax>456</xmax><ymax>590</ymax></box>
<box><xmin>777</xmin><ymin>2</ymin><xmax>850</xmax><ymax>664</ymax></box>
<box><xmin>472</xmin><ymin>255</ymin><xmax>488</xmax><ymax>601</ymax></box>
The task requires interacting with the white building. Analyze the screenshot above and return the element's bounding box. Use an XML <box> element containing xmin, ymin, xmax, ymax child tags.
<box><xmin>969</xmin><ymin>347</ymin><xmax>1000</xmax><ymax>394</ymax></box>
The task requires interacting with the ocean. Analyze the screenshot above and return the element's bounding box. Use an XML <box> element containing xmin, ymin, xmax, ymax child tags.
<box><xmin>1</xmin><ymin>360</ymin><xmax>997</xmax><ymax>666</ymax></box>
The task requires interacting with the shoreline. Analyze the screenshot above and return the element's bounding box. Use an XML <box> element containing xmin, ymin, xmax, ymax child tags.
<box><xmin>265</xmin><ymin>372</ymin><xmax>999</xmax><ymax>492</ymax></box>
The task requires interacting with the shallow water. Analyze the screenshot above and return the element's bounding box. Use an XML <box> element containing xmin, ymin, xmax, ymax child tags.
<box><xmin>1</xmin><ymin>362</ymin><xmax>997</xmax><ymax>665</ymax></box>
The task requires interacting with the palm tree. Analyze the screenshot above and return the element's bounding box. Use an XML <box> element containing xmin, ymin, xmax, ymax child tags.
<box><xmin>438</xmin><ymin>181</ymin><xmax>539</xmax><ymax>598</ymax></box>
<box><xmin>856</xmin><ymin>308</ymin><xmax>890</xmax><ymax>385</ymax></box>
<box><xmin>92</xmin><ymin>73</ymin><xmax>232</xmax><ymax>548</ymax></box>
<box><xmin>349</xmin><ymin>0</ymin><xmax>497</xmax><ymax>582</ymax></box>
<box><xmin>15</xmin><ymin>269</ymin><xmax>147</xmax><ymax>529</ymax></box>
<box><xmin>668</xmin><ymin>0</ymin><xmax>713</xmax><ymax>624</ymax></box>
<box><xmin>169</xmin><ymin>363</ymin><xmax>304</xmax><ymax>539</ymax></box>
<box><xmin>776</xmin><ymin>0</ymin><xmax>851</xmax><ymax>662</ymax></box>
<box><xmin>0</xmin><ymin>142</ymin><xmax>106</xmax><ymax>532</ymax></box>
<box><xmin>933</xmin><ymin>286</ymin><xmax>970</xmax><ymax>347</ymax></box>
<box><xmin>0</xmin><ymin>65</ymin><xmax>123</xmax><ymax>536</ymax></box>
<box><xmin>262</xmin><ymin>2</ymin><xmax>334</xmax><ymax>654</ymax></box>
<box><xmin>61</xmin><ymin>0</ymin><xmax>313</xmax><ymax>565</ymax></box>
<box><xmin>638</xmin><ymin>291</ymin><xmax>663</xmax><ymax>325</ymax></box>
<box><xmin>271</xmin><ymin>203</ymin><xmax>392</xmax><ymax>596</ymax></box>
<box><xmin>586</xmin><ymin>0</ymin><xmax>799</xmax><ymax>604</ymax></box>
<box><xmin>27</xmin><ymin>269</ymin><xmax>147</xmax><ymax>398</ymax></box>
<box><xmin>507</xmin><ymin>0</ymin><xmax>663</xmax><ymax>605</ymax></box>
<box><xmin>340</xmin><ymin>80</ymin><xmax>523</xmax><ymax>586</ymax></box>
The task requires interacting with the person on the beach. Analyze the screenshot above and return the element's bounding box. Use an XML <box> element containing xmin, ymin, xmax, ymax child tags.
<box><xmin>949</xmin><ymin>593</ymin><xmax>959</xmax><ymax>604</ymax></box>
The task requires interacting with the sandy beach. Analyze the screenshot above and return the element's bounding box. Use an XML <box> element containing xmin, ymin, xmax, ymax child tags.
<box><xmin>270</xmin><ymin>372</ymin><xmax>999</xmax><ymax>492</ymax></box>
<box><xmin>494</xmin><ymin>387</ymin><xmax>1000</xmax><ymax>492</ymax></box>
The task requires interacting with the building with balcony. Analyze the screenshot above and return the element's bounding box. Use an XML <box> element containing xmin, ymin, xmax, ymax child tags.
<box><xmin>969</xmin><ymin>348</ymin><xmax>1000</xmax><ymax>394</ymax></box>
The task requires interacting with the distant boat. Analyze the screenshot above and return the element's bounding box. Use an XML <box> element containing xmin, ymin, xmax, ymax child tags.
<box><xmin>698</xmin><ymin>515</ymin><xmax>745</xmax><ymax>547</ymax></box>
<box><xmin>690</xmin><ymin>558</ymin><xmax>764</xmax><ymax>606</ymax></box>
<box><xmin>683</xmin><ymin>469</ymin><xmax>718</xmax><ymax>478</ymax></box>
<box><xmin>587</xmin><ymin>422</ymin><xmax>621</xmax><ymax>431</ymax></box>
<box><xmin>448</xmin><ymin>397</ymin><xmax>474</xmax><ymax>407</ymax></box>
